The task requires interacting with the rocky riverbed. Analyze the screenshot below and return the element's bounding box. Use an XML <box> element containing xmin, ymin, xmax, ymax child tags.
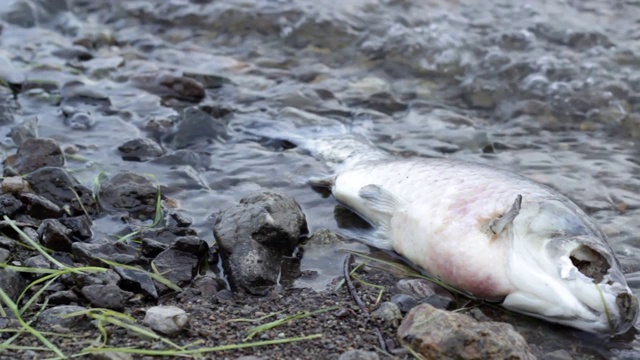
<box><xmin>1</xmin><ymin>0</ymin><xmax>640</xmax><ymax>359</ymax></box>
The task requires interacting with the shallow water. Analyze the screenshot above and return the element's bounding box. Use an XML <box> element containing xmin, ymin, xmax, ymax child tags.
<box><xmin>1</xmin><ymin>0</ymin><xmax>640</xmax><ymax>358</ymax></box>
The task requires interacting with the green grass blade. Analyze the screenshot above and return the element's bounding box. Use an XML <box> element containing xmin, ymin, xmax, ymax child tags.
<box><xmin>0</xmin><ymin>286</ymin><xmax>65</xmax><ymax>358</ymax></box>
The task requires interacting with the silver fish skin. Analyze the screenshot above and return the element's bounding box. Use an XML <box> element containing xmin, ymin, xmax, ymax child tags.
<box><xmin>326</xmin><ymin>149</ymin><xmax>638</xmax><ymax>335</ymax></box>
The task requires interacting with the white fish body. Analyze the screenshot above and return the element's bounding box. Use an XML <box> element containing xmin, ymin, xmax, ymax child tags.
<box><xmin>245</xmin><ymin>110</ymin><xmax>639</xmax><ymax>334</ymax></box>
<box><xmin>329</xmin><ymin>152</ymin><xmax>638</xmax><ymax>334</ymax></box>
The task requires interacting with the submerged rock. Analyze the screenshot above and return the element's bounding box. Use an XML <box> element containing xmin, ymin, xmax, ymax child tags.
<box><xmin>131</xmin><ymin>72</ymin><xmax>206</xmax><ymax>102</ymax></box>
<box><xmin>397</xmin><ymin>303</ymin><xmax>535</xmax><ymax>360</ymax></box>
<box><xmin>214</xmin><ymin>191</ymin><xmax>307</xmax><ymax>295</ymax></box>
<box><xmin>143</xmin><ymin>305</ymin><xmax>190</xmax><ymax>336</ymax></box>
<box><xmin>4</xmin><ymin>138</ymin><xmax>64</xmax><ymax>175</ymax></box>
<box><xmin>172</xmin><ymin>106</ymin><xmax>229</xmax><ymax>149</ymax></box>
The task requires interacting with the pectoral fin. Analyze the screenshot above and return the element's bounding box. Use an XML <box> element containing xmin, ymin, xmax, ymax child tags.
<box><xmin>359</xmin><ymin>184</ymin><xmax>403</xmax><ymax>217</ymax></box>
<box><xmin>489</xmin><ymin>194</ymin><xmax>522</xmax><ymax>235</ymax></box>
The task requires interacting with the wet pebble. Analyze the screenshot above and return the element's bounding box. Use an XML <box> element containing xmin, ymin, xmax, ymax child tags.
<box><xmin>0</xmin><ymin>193</ymin><xmax>24</xmax><ymax>217</ymax></box>
<box><xmin>9</xmin><ymin>118</ymin><xmax>38</xmax><ymax>146</ymax></box>
<box><xmin>118</xmin><ymin>138</ymin><xmax>165</xmax><ymax>162</ymax></box>
<box><xmin>0</xmin><ymin>248</ymin><xmax>11</xmax><ymax>263</ymax></box>
<box><xmin>143</xmin><ymin>305</ymin><xmax>190</xmax><ymax>337</ymax></box>
<box><xmin>4</xmin><ymin>138</ymin><xmax>65</xmax><ymax>175</ymax></box>
<box><xmin>81</xmin><ymin>283</ymin><xmax>133</xmax><ymax>311</ymax></box>
<box><xmin>214</xmin><ymin>191</ymin><xmax>307</xmax><ymax>295</ymax></box>
<box><xmin>0</xmin><ymin>235</ymin><xmax>16</xmax><ymax>251</ymax></box>
<box><xmin>390</xmin><ymin>294</ymin><xmax>419</xmax><ymax>313</ymax></box>
<box><xmin>24</xmin><ymin>255</ymin><xmax>52</xmax><ymax>272</ymax></box>
<box><xmin>58</xmin><ymin>216</ymin><xmax>93</xmax><ymax>241</ymax></box>
<box><xmin>0</xmin><ymin>86</ymin><xmax>19</xmax><ymax>125</ymax></box>
<box><xmin>172</xmin><ymin>106</ymin><xmax>229</xmax><ymax>149</ymax></box>
<box><xmin>67</xmin><ymin>112</ymin><xmax>96</xmax><ymax>130</ymax></box>
<box><xmin>398</xmin><ymin>304</ymin><xmax>535</xmax><ymax>359</ymax></box>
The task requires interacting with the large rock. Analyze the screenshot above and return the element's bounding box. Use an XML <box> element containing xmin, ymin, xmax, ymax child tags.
<box><xmin>397</xmin><ymin>304</ymin><xmax>536</xmax><ymax>360</ymax></box>
<box><xmin>214</xmin><ymin>192</ymin><xmax>307</xmax><ymax>295</ymax></box>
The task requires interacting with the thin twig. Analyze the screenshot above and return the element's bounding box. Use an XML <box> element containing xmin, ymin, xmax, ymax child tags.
<box><xmin>343</xmin><ymin>254</ymin><xmax>390</xmax><ymax>356</ymax></box>
<box><xmin>343</xmin><ymin>254</ymin><xmax>366</xmax><ymax>312</ymax></box>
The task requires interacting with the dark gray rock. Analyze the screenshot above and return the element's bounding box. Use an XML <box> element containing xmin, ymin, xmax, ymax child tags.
<box><xmin>143</xmin><ymin>305</ymin><xmax>190</xmax><ymax>337</ymax></box>
<box><xmin>58</xmin><ymin>216</ymin><xmax>93</xmax><ymax>241</ymax></box>
<box><xmin>0</xmin><ymin>235</ymin><xmax>16</xmax><ymax>251</ymax></box>
<box><xmin>140</xmin><ymin>237</ymin><xmax>168</xmax><ymax>258</ymax></box>
<box><xmin>542</xmin><ymin>350</ymin><xmax>574</xmax><ymax>360</ymax></box>
<box><xmin>38</xmin><ymin>305</ymin><xmax>91</xmax><ymax>331</ymax></box>
<box><xmin>0</xmin><ymin>269</ymin><xmax>27</xmax><ymax>302</ymax></box>
<box><xmin>114</xmin><ymin>267</ymin><xmax>158</xmax><ymax>300</ymax></box>
<box><xmin>61</xmin><ymin>268</ymin><xmax>121</xmax><ymax>289</ymax></box>
<box><xmin>25</xmin><ymin>167</ymin><xmax>97</xmax><ymax>216</ymax></box>
<box><xmin>0</xmin><ymin>194</ymin><xmax>23</xmax><ymax>218</ymax></box>
<box><xmin>24</xmin><ymin>255</ymin><xmax>52</xmax><ymax>271</ymax></box>
<box><xmin>214</xmin><ymin>192</ymin><xmax>307</xmax><ymax>295</ymax></box>
<box><xmin>422</xmin><ymin>294</ymin><xmax>456</xmax><ymax>310</ymax></box>
<box><xmin>47</xmin><ymin>290</ymin><xmax>80</xmax><ymax>305</ymax></box>
<box><xmin>152</xmin><ymin>248</ymin><xmax>200</xmax><ymax>287</ymax></box>
<box><xmin>173</xmin><ymin>106</ymin><xmax>229</xmax><ymax>149</ymax></box>
<box><xmin>192</xmin><ymin>276</ymin><xmax>225</xmax><ymax>298</ymax></box>
<box><xmin>338</xmin><ymin>350</ymin><xmax>380</xmax><ymax>360</ymax></box>
<box><xmin>390</xmin><ymin>294</ymin><xmax>420</xmax><ymax>313</ymax></box>
<box><xmin>97</xmin><ymin>172</ymin><xmax>159</xmax><ymax>219</ymax></box>
<box><xmin>0</xmin><ymin>248</ymin><xmax>11</xmax><ymax>263</ymax></box>
<box><xmin>81</xmin><ymin>284</ymin><xmax>133</xmax><ymax>311</ymax></box>
<box><xmin>140</xmin><ymin>226</ymin><xmax>198</xmax><ymax>246</ymax></box>
<box><xmin>60</xmin><ymin>80</ymin><xmax>111</xmax><ymax>107</ymax></box>
<box><xmin>4</xmin><ymin>138</ymin><xmax>64</xmax><ymax>175</ymax></box>
<box><xmin>20</xmin><ymin>193</ymin><xmax>64</xmax><ymax>219</ymax></box>
<box><xmin>118</xmin><ymin>138</ymin><xmax>165</xmax><ymax>162</ymax></box>
<box><xmin>398</xmin><ymin>303</ymin><xmax>535</xmax><ymax>360</ymax></box>
<box><xmin>71</xmin><ymin>240</ymin><xmax>140</xmax><ymax>267</ymax></box>
<box><xmin>0</xmin><ymin>85</ymin><xmax>19</xmax><ymax>125</ymax></box>
<box><xmin>38</xmin><ymin>219</ymin><xmax>73</xmax><ymax>252</ymax></box>
<box><xmin>171</xmin><ymin>236</ymin><xmax>208</xmax><ymax>256</ymax></box>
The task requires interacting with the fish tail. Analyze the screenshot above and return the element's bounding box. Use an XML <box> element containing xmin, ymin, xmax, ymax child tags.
<box><xmin>239</xmin><ymin>107</ymin><xmax>391</xmax><ymax>170</ymax></box>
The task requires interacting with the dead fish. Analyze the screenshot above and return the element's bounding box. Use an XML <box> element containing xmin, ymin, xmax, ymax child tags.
<box><xmin>243</xmin><ymin>110</ymin><xmax>639</xmax><ymax>335</ymax></box>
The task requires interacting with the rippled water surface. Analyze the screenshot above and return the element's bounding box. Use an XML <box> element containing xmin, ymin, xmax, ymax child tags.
<box><xmin>2</xmin><ymin>0</ymin><xmax>640</xmax><ymax>358</ymax></box>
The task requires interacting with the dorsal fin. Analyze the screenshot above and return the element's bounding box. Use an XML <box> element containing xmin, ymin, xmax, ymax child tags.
<box><xmin>490</xmin><ymin>194</ymin><xmax>523</xmax><ymax>235</ymax></box>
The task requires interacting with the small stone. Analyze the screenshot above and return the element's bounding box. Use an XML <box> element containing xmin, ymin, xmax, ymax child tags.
<box><xmin>81</xmin><ymin>284</ymin><xmax>133</xmax><ymax>311</ymax></box>
<box><xmin>1</xmin><ymin>176</ymin><xmax>32</xmax><ymax>193</ymax></box>
<box><xmin>0</xmin><ymin>235</ymin><xmax>16</xmax><ymax>251</ymax></box>
<box><xmin>38</xmin><ymin>305</ymin><xmax>90</xmax><ymax>331</ymax></box>
<box><xmin>542</xmin><ymin>349</ymin><xmax>574</xmax><ymax>360</ymax></box>
<box><xmin>143</xmin><ymin>305</ymin><xmax>190</xmax><ymax>336</ymax></box>
<box><xmin>0</xmin><ymin>194</ymin><xmax>23</xmax><ymax>217</ymax></box>
<box><xmin>20</xmin><ymin>193</ymin><xmax>64</xmax><ymax>219</ymax></box>
<box><xmin>118</xmin><ymin>138</ymin><xmax>165</xmax><ymax>162</ymax></box>
<box><xmin>114</xmin><ymin>267</ymin><xmax>158</xmax><ymax>300</ymax></box>
<box><xmin>4</xmin><ymin>138</ymin><xmax>64</xmax><ymax>175</ymax></box>
<box><xmin>25</xmin><ymin>167</ymin><xmax>97</xmax><ymax>216</ymax></box>
<box><xmin>338</xmin><ymin>349</ymin><xmax>380</xmax><ymax>360</ymax></box>
<box><xmin>38</xmin><ymin>219</ymin><xmax>73</xmax><ymax>252</ymax></box>
<box><xmin>58</xmin><ymin>216</ymin><xmax>93</xmax><ymax>241</ymax></box>
<box><xmin>24</xmin><ymin>255</ymin><xmax>52</xmax><ymax>271</ymax></box>
<box><xmin>131</xmin><ymin>72</ymin><xmax>206</xmax><ymax>102</ymax></box>
<box><xmin>371</xmin><ymin>302</ymin><xmax>402</xmax><ymax>325</ymax></box>
<box><xmin>47</xmin><ymin>290</ymin><xmax>80</xmax><ymax>305</ymax></box>
<box><xmin>390</xmin><ymin>294</ymin><xmax>419</xmax><ymax>313</ymax></box>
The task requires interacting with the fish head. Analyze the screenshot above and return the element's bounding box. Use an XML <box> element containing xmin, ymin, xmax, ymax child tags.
<box><xmin>501</xmin><ymin>199</ymin><xmax>638</xmax><ymax>335</ymax></box>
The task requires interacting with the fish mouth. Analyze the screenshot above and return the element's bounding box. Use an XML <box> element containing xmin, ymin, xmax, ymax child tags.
<box><xmin>569</xmin><ymin>244</ymin><xmax>610</xmax><ymax>284</ymax></box>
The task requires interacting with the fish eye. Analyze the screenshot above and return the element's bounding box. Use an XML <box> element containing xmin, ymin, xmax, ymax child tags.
<box><xmin>569</xmin><ymin>244</ymin><xmax>610</xmax><ymax>283</ymax></box>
